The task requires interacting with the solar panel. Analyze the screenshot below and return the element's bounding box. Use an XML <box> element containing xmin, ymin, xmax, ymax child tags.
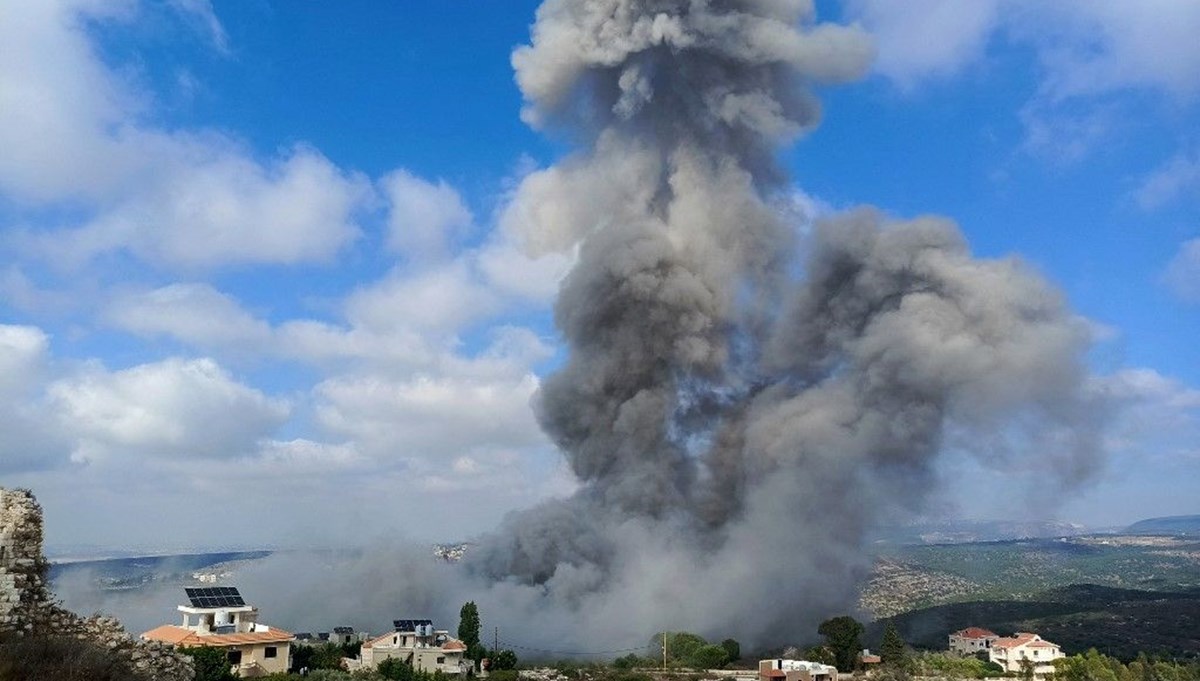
<box><xmin>393</xmin><ymin>619</ymin><xmax>434</xmax><ymax>632</ymax></box>
<box><xmin>185</xmin><ymin>586</ymin><xmax>247</xmax><ymax>608</ymax></box>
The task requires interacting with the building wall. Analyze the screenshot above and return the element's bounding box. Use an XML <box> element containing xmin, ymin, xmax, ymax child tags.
<box><xmin>0</xmin><ymin>488</ymin><xmax>52</xmax><ymax>632</ymax></box>
<box><xmin>949</xmin><ymin>635</ymin><xmax>996</xmax><ymax>655</ymax></box>
<box><xmin>363</xmin><ymin>645</ymin><xmax>466</xmax><ymax>675</ymax></box>
<box><xmin>0</xmin><ymin>487</ymin><xmax>195</xmax><ymax>681</ymax></box>
<box><xmin>229</xmin><ymin>641</ymin><xmax>291</xmax><ymax>677</ymax></box>
<box><xmin>989</xmin><ymin>645</ymin><xmax>1064</xmax><ymax>675</ymax></box>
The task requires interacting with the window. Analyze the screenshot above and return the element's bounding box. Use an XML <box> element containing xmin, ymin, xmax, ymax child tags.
<box><xmin>265</xmin><ymin>647</ymin><xmax>278</xmax><ymax>659</ymax></box>
<box><xmin>437</xmin><ymin>657</ymin><xmax>446</xmax><ymax>664</ymax></box>
<box><xmin>227</xmin><ymin>650</ymin><xmax>243</xmax><ymax>665</ymax></box>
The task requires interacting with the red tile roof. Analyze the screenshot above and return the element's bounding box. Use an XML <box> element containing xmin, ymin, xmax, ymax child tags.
<box><xmin>442</xmin><ymin>639</ymin><xmax>468</xmax><ymax>652</ymax></box>
<box><xmin>953</xmin><ymin>627</ymin><xmax>998</xmax><ymax>639</ymax></box>
<box><xmin>992</xmin><ymin>634</ymin><xmax>1040</xmax><ymax>650</ymax></box>
<box><xmin>141</xmin><ymin>624</ymin><xmax>294</xmax><ymax>647</ymax></box>
<box><xmin>363</xmin><ymin>632</ymin><xmax>396</xmax><ymax>649</ymax></box>
<box><xmin>861</xmin><ymin>655</ymin><xmax>881</xmax><ymax>664</ymax></box>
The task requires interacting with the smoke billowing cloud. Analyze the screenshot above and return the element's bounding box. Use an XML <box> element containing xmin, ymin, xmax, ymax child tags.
<box><xmin>451</xmin><ymin>0</ymin><xmax>1104</xmax><ymax>652</ymax></box>
<box><xmin>54</xmin><ymin>0</ymin><xmax>1108</xmax><ymax>654</ymax></box>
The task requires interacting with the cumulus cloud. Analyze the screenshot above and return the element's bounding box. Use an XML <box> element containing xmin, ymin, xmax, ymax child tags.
<box><xmin>1</xmin><ymin>0</ymin><xmax>371</xmax><ymax>269</ymax></box>
<box><xmin>0</xmin><ymin>325</ymin><xmax>66</xmax><ymax>473</ymax></box>
<box><xmin>105</xmin><ymin>283</ymin><xmax>272</xmax><ymax>348</ymax></box>
<box><xmin>848</xmin><ymin>0</ymin><xmax>1000</xmax><ymax>89</ymax></box>
<box><xmin>48</xmin><ymin>357</ymin><xmax>289</xmax><ymax>464</ymax></box>
<box><xmin>847</xmin><ymin>1</ymin><xmax>1200</xmax><ymax>163</ymax></box>
<box><xmin>1164</xmin><ymin>238</ymin><xmax>1200</xmax><ymax>302</ymax></box>
<box><xmin>382</xmin><ymin>170</ymin><xmax>474</xmax><ymax>262</ymax></box>
<box><xmin>1135</xmin><ymin>151</ymin><xmax>1200</xmax><ymax>209</ymax></box>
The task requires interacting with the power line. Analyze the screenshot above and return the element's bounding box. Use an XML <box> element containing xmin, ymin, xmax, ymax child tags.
<box><xmin>497</xmin><ymin>640</ymin><xmax>656</xmax><ymax>657</ymax></box>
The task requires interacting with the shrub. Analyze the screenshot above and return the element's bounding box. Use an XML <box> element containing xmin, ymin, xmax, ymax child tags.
<box><xmin>0</xmin><ymin>634</ymin><xmax>135</xmax><ymax>681</ymax></box>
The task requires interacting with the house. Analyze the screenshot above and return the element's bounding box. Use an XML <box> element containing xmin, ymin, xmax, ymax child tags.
<box><xmin>759</xmin><ymin>659</ymin><xmax>840</xmax><ymax>681</ymax></box>
<box><xmin>332</xmin><ymin>626</ymin><xmax>366</xmax><ymax>645</ymax></box>
<box><xmin>988</xmin><ymin>633</ymin><xmax>1064</xmax><ymax>677</ymax></box>
<box><xmin>141</xmin><ymin>587</ymin><xmax>293</xmax><ymax>678</ymax></box>
<box><xmin>359</xmin><ymin>618</ymin><xmax>470</xmax><ymax>675</ymax></box>
<box><xmin>949</xmin><ymin>627</ymin><xmax>999</xmax><ymax>655</ymax></box>
<box><xmin>859</xmin><ymin>649</ymin><xmax>881</xmax><ymax>666</ymax></box>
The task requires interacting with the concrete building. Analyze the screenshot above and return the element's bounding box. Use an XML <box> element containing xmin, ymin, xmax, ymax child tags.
<box><xmin>949</xmin><ymin>627</ymin><xmax>999</xmax><ymax>655</ymax></box>
<box><xmin>759</xmin><ymin>659</ymin><xmax>839</xmax><ymax>681</ymax></box>
<box><xmin>988</xmin><ymin>633</ymin><xmax>1064</xmax><ymax>677</ymax></box>
<box><xmin>359</xmin><ymin>618</ymin><xmax>470</xmax><ymax>675</ymax></box>
<box><xmin>141</xmin><ymin>587</ymin><xmax>294</xmax><ymax>677</ymax></box>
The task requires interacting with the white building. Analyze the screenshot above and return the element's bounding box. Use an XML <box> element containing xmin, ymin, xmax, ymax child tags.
<box><xmin>988</xmin><ymin>633</ymin><xmax>1065</xmax><ymax>677</ymax></box>
<box><xmin>759</xmin><ymin>659</ymin><xmax>839</xmax><ymax>681</ymax></box>
<box><xmin>949</xmin><ymin>627</ymin><xmax>999</xmax><ymax>655</ymax></box>
<box><xmin>359</xmin><ymin>618</ymin><xmax>470</xmax><ymax>675</ymax></box>
<box><xmin>141</xmin><ymin>587</ymin><xmax>293</xmax><ymax>677</ymax></box>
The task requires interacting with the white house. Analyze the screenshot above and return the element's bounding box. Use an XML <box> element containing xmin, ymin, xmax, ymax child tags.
<box><xmin>359</xmin><ymin>618</ymin><xmax>470</xmax><ymax>675</ymax></box>
<box><xmin>141</xmin><ymin>587</ymin><xmax>293</xmax><ymax>677</ymax></box>
<box><xmin>988</xmin><ymin>633</ymin><xmax>1065</xmax><ymax>677</ymax></box>
<box><xmin>949</xmin><ymin>627</ymin><xmax>999</xmax><ymax>655</ymax></box>
<box><xmin>759</xmin><ymin>659</ymin><xmax>839</xmax><ymax>681</ymax></box>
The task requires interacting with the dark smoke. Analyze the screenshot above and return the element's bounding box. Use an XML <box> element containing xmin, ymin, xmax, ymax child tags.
<box><xmin>60</xmin><ymin>0</ymin><xmax>1108</xmax><ymax>654</ymax></box>
<box><xmin>460</xmin><ymin>0</ymin><xmax>1105</xmax><ymax>651</ymax></box>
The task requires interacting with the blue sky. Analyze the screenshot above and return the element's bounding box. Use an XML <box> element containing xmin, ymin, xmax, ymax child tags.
<box><xmin>1</xmin><ymin>0</ymin><xmax>1198</xmax><ymax>551</ymax></box>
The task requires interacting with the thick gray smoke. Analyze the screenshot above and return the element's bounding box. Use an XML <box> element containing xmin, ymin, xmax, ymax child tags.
<box><xmin>459</xmin><ymin>0</ymin><xmax>1104</xmax><ymax>651</ymax></box>
<box><xmin>58</xmin><ymin>0</ymin><xmax>1106</xmax><ymax>655</ymax></box>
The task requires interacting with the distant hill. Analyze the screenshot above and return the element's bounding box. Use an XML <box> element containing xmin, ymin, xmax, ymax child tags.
<box><xmin>49</xmin><ymin>550</ymin><xmax>271</xmax><ymax>590</ymax></box>
<box><xmin>862</xmin><ymin>534</ymin><xmax>1200</xmax><ymax>619</ymax></box>
<box><xmin>872</xmin><ymin>584</ymin><xmax>1200</xmax><ymax>661</ymax></box>
<box><xmin>1125</xmin><ymin>515</ymin><xmax>1200</xmax><ymax>537</ymax></box>
<box><xmin>871</xmin><ymin>520</ymin><xmax>1089</xmax><ymax>545</ymax></box>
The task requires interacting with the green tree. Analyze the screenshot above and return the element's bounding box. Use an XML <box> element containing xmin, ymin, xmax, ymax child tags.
<box><xmin>459</xmin><ymin>601</ymin><xmax>482</xmax><ymax>661</ymax></box>
<box><xmin>665</xmin><ymin>632</ymin><xmax>707</xmax><ymax>665</ymax></box>
<box><xmin>379</xmin><ymin>657</ymin><xmax>418</xmax><ymax>681</ymax></box>
<box><xmin>803</xmin><ymin>646</ymin><xmax>837</xmax><ymax>667</ymax></box>
<box><xmin>490</xmin><ymin>649</ymin><xmax>519</xmax><ymax>671</ymax></box>
<box><xmin>689</xmin><ymin>644</ymin><xmax>730</xmax><ymax>669</ymax></box>
<box><xmin>181</xmin><ymin>645</ymin><xmax>237</xmax><ymax>681</ymax></box>
<box><xmin>880</xmin><ymin>623</ymin><xmax>907</xmax><ymax>667</ymax></box>
<box><xmin>720</xmin><ymin>639</ymin><xmax>741</xmax><ymax>664</ymax></box>
<box><xmin>817</xmin><ymin>616</ymin><xmax>864</xmax><ymax>673</ymax></box>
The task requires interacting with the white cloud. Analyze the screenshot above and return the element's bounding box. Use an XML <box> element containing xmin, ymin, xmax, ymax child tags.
<box><xmin>0</xmin><ymin>1</ymin><xmax>372</xmax><ymax>269</ymax></box>
<box><xmin>847</xmin><ymin>1</ymin><xmax>1200</xmax><ymax>163</ymax></box>
<box><xmin>41</xmin><ymin>142</ymin><xmax>371</xmax><ymax>269</ymax></box>
<box><xmin>381</xmin><ymin>170</ymin><xmax>474</xmax><ymax>261</ymax></box>
<box><xmin>105</xmin><ymin>283</ymin><xmax>272</xmax><ymax>348</ymax></box>
<box><xmin>345</xmin><ymin>261</ymin><xmax>501</xmax><ymax>334</ymax></box>
<box><xmin>48</xmin><ymin>357</ymin><xmax>289</xmax><ymax>464</ymax></box>
<box><xmin>1135</xmin><ymin>152</ymin><xmax>1200</xmax><ymax>210</ymax></box>
<box><xmin>166</xmin><ymin>0</ymin><xmax>229</xmax><ymax>54</ymax></box>
<box><xmin>848</xmin><ymin>0</ymin><xmax>1000</xmax><ymax>89</ymax></box>
<box><xmin>0</xmin><ymin>324</ymin><xmax>49</xmax><ymax>395</ymax></box>
<box><xmin>1021</xmin><ymin>2</ymin><xmax>1200</xmax><ymax>102</ymax></box>
<box><xmin>1092</xmin><ymin>368</ymin><xmax>1200</xmax><ymax>463</ymax></box>
<box><xmin>1164</xmin><ymin>238</ymin><xmax>1200</xmax><ymax>302</ymax></box>
<box><xmin>850</xmin><ymin>1</ymin><xmax>1200</xmax><ymax>100</ymax></box>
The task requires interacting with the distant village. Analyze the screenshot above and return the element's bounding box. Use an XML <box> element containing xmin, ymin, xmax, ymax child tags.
<box><xmin>135</xmin><ymin>585</ymin><xmax>1071</xmax><ymax>680</ymax></box>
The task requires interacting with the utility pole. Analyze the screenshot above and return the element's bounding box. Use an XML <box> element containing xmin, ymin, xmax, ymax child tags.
<box><xmin>662</xmin><ymin>631</ymin><xmax>668</xmax><ymax>671</ymax></box>
<box><xmin>494</xmin><ymin>626</ymin><xmax>499</xmax><ymax>654</ymax></box>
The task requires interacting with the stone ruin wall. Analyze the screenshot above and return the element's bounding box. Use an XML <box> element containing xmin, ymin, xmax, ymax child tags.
<box><xmin>0</xmin><ymin>487</ymin><xmax>194</xmax><ymax>681</ymax></box>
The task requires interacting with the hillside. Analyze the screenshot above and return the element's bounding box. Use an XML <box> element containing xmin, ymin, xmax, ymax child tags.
<box><xmin>861</xmin><ymin>534</ymin><xmax>1200</xmax><ymax>618</ymax></box>
<box><xmin>873</xmin><ymin>584</ymin><xmax>1200</xmax><ymax>661</ymax></box>
<box><xmin>1126</xmin><ymin>516</ymin><xmax>1200</xmax><ymax>537</ymax></box>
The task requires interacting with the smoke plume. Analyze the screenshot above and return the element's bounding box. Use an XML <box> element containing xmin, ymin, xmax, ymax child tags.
<box><xmin>57</xmin><ymin>0</ymin><xmax>1107</xmax><ymax>655</ymax></box>
<box><xmin>459</xmin><ymin>0</ymin><xmax>1103</xmax><ymax>651</ymax></box>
